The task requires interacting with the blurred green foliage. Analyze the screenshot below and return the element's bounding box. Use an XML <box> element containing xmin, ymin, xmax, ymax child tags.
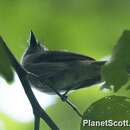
<box><xmin>0</xmin><ymin>113</ymin><xmax>33</xmax><ymax>130</ymax></box>
<box><xmin>0</xmin><ymin>38</ymin><xmax>14</xmax><ymax>82</ymax></box>
<box><xmin>0</xmin><ymin>0</ymin><xmax>130</xmax><ymax>130</ymax></box>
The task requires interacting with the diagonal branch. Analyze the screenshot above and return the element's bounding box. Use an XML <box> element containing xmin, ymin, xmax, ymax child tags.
<box><xmin>0</xmin><ymin>37</ymin><xmax>59</xmax><ymax>130</ymax></box>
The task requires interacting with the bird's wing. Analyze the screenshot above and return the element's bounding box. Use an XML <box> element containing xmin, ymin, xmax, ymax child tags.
<box><xmin>31</xmin><ymin>51</ymin><xmax>96</xmax><ymax>63</ymax></box>
<box><xmin>24</xmin><ymin>51</ymin><xmax>96</xmax><ymax>79</ymax></box>
<box><xmin>25</xmin><ymin>62</ymin><xmax>70</xmax><ymax>79</ymax></box>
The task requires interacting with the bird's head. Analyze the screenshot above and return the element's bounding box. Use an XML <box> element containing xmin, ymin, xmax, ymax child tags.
<box><xmin>23</xmin><ymin>31</ymin><xmax>48</xmax><ymax>57</ymax></box>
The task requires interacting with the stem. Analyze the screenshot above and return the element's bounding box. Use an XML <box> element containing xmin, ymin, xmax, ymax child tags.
<box><xmin>39</xmin><ymin>77</ymin><xmax>83</xmax><ymax>118</ymax></box>
<box><xmin>34</xmin><ymin>116</ymin><xmax>40</xmax><ymax>130</ymax></box>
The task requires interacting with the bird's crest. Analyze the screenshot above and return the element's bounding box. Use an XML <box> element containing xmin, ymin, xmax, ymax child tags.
<box><xmin>28</xmin><ymin>31</ymin><xmax>37</xmax><ymax>47</ymax></box>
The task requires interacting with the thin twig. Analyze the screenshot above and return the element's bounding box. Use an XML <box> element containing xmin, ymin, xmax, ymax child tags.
<box><xmin>0</xmin><ymin>37</ymin><xmax>59</xmax><ymax>130</ymax></box>
<box><xmin>65</xmin><ymin>99</ymin><xmax>83</xmax><ymax>117</ymax></box>
<box><xmin>47</xmin><ymin>83</ymin><xmax>83</xmax><ymax>117</ymax></box>
<box><xmin>37</xmin><ymin>76</ymin><xmax>83</xmax><ymax>118</ymax></box>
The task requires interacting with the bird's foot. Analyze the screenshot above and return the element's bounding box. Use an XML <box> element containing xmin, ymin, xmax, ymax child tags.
<box><xmin>61</xmin><ymin>94</ymin><xmax>68</xmax><ymax>102</ymax></box>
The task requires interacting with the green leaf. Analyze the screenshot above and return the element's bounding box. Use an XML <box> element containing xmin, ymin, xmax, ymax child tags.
<box><xmin>81</xmin><ymin>95</ymin><xmax>130</xmax><ymax>130</ymax></box>
<box><xmin>0</xmin><ymin>37</ymin><xmax>14</xmax><ymax>83</ymax></box>
<box><xmin>102</xmin><ymin>31</ymin><xmax>130</xmax><ymax>91</ymax></box>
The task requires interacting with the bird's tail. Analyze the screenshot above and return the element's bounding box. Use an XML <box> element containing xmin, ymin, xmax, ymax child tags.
<box><xmin>73</xmin><ymin>60</ymin><xmax>130</xmax><ymax>91</ymax></box>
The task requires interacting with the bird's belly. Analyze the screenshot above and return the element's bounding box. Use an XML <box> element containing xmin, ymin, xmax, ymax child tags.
<box><xmin>28</xmin><ymin>73</ymin><xmax>92</xmax><ymax>94</ymax></box>
<box><xmin>27</xmin><ymin>71</ymin><xmax>80</xmax><ymax>94</ymax></box>
<box><xmin>27</xmin><ymin>76</ymin><xmax>56</xmax><ymax>94</ymax></box>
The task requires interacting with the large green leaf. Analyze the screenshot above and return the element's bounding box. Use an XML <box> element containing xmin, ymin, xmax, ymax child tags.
<box><xmin>81</xmin><ymin>95</ymin><xmax>130</xmax><ymax>130</ymax></box>
<box><xmin>0</xmin><ymin>37</ymin><xmax>14</xmax><ymax>83</ymax></box>
<box><xmin>102</xmin><ymin>31</ymin><xmax>130</xmax><ymax>91</ymax></box>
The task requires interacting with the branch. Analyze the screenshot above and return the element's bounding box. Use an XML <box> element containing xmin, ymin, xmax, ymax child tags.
<box><xmin>0</xmin><ymin>37</ymin><xmax>59</xmax><ymax>130</ymax></box>
<box><xmin>38</xmin><ymin>78</ymin><xmax>83</xmax><ymax>117</ymax></box>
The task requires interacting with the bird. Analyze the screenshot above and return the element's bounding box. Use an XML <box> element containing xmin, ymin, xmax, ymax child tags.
<box><xmin>21</xmin><ymin>31</ymin><xmax>106</xmax><ymax>95</ymax></box>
